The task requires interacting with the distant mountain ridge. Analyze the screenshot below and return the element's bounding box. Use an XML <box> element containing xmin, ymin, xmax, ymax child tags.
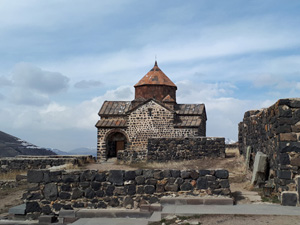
<box><xmin>52</xmin><ymin>147</ymin><xmax>97</xmax><ymax>157</ymax></box>
<box><xmin>0</xmin><ymin>131</ymin><xmax>56</xmax><ymax>157</ymax></box>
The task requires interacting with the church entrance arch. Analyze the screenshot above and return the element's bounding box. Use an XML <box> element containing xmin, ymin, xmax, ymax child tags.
<box><xmin>106</xmin><ymin>131</ymin><xmax>128</xmax><ymax>158</ymax></box>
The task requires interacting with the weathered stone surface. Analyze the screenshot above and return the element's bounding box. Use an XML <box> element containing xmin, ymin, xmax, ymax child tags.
<box><xmin>124</xmin><ymin>184</ymin><xmax>135</xmax><ymax>195</ymax></box>
<box><xmin>181</xmin><ymin>170</ymin><xmax>190</xmax><ymax>179</ymax></box>
<box><xmin>28</xmin><ymin>170</ymin><xmax>44</xmax><ymax>183</ymax></box>
<box><xmin>165</xmin><ymin>184</ymin><xmax>178</xmax><ymax>192</ymax></box>
<box><xmin>61</xmin><ymin>184</ymin><xmax>71</xmax><ymax>192</ymax></box>
<box><xmin>124</xmin><ymin>171</ymin><xmax>136</xmax><ymax>180</ymax></box>
<box><xmin>43</xmin><ymin>183</ymin><xmax>58</xmax><ymax>201</ymax></box>
<box><xmin>280</xmin><ymin>133</ymin><xmax>297</xmax><ymax>142</ymax></box>
<box><xmin>198</xmin><ymin>170</ymin><xmax>210</xmax><ymax>176</ymax></box>
<box><xmin>62</xmin><ymin>174</ymin><xmax>79</xmax><ymax>183</ymax></box>
<box><xmin>279</xmin><ymin>153</ymin><xmax>290</xmax><ymax>165</ymax></box>
<box><xmin>97</xmin><ymin>201</ymin><xmax>107</xmax><ymax>208</ymax></box>
<box><xmin>220</xmin><ymin>180</ymin><xmax>230</xmax><ymax>188</ymax></box>
<box><xmin>277</xmin><ymin>170</ymin><xmax>292</xmax><ymax>180</ymax></box>
<box><xmin>85</xmin><ymin>187</ymin><xmax>95</xmax><ymax>199</ymax></box>
<box><xmin>289</xmin><ymin>152</ymin><xmax>300</xmax><ymax>166</ymax></box>
<box><xmin>26</xmin><ymin>202</ymin><xmax>41</xmax><ymax>213</ymax></box>
<box><xmin>108</xmin><ymin>170</ymin><xmax>124</xmax><ymax>185</ymax></box>
<box><xmin>109</xmin><ymin>197</ymin><xmax>119</xmax><ymax>207</ymax></box>
<box><xmin>41</xmin><ymin>205</ymin><xmax>52</xmax><ymax>215</ymax></box>
<box><xmin>143</xmin><ymin>170</ymin><xmax>154</xmax><ymax>178</ymax></box>
<box><xmin>105</xmin><ymin>185</ymin><xmax>115</xmax><ymax>196</ymax></box>
<box><xmin>215</xmin><ymin>170</ymin><xmax>229</xmax><ymax>179</ymax></box>
<box><xmin>251</xmin><ymin>152</ymin><xmax>267</xmax><ymax>184</ymax></box>
<box><xmin>123</xmin><ymin>196</ymin><xmax>134</xmax><ymax>209</ymax></box>
<box><xmin>52</xmin><ymin>203</ymin><xmax>63</xmax><ymax>211</ymax></box>
<box><xmin>72</xmin><ymin>188</ymin><xmax>83</xmax><ymax>199</ymax></box>
<box><xmin>145</xmin><ymin>178</ymin><xmax>157</xmax><ymax>185</ymax></box>
<box><xmin>171</xmin><ymin>170</ymin><xmax>180</xmax><ymax>178</ymax></box>
<box><xmin>281</xmin><ymin>191</ymin><xmax>298</xmax><ymax>206</ymax></box>
<box><xmin>59</xmin><ymin>192</ymin><xmax>71</xmax><ymax>200</ymax></box>
<box><xmin>180</xmin><ymin>182</ymin><xmax>193</xmax><ymax>191</ymax></box>
<box><xmin>91</xmin><ymin>182</ymin><xmax>101</xmax><ymax>191</ymax></box>
<box><xmin>153</xmin><ymin>171</ymin><xmax>163</xmax><ymax>179</ymax></box>
<box><xmin>135</xmin><ymin>176</ymin><xmax>145</xmax><ymax>185</ymax></box>
<box><xmin>144</xmin><ymin>185</ymin><xmax>155</xmax><ymax>194</ymax></box>
<box><xmin>94</xmin><ymin>172</ymin><xmax>106</xmax><ymax>182</ymax></box>
<box><xmin>197</xmin><ymin>177</ymin><xmax>208</xmax><ymax>189</ymax></box>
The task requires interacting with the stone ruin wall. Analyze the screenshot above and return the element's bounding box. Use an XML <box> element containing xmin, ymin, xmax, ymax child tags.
<box><xmin>0</xmin><ymin>155</ymin><xmax>95</xmax><ymax>173</ymax></box>
<box><xmin>24</xmin><ymin>168</ymin><xmax>230</xmax><ymax>215</ymax></box>
<box><xmin>239</xmin><ymin>98</ymin><xmax>300</xmax><ymax>192</ymax></box>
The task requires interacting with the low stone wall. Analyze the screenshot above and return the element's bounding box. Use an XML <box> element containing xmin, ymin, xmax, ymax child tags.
<box><xmin>25</xmin><ymin>169</ymin><xmax>230</xmax><ymax>215</ymax></box>
<box><xmin>0</xmin><ymin>155</ymin><xmax>95</xmax><ymax>173</ymax></box>
<box><xmin>239</xmin><ymin>98</ymin><xmax>300</xmax><ymax>193</ymax></box>
<box><xmin>147</xmin><ymin>137</ymin><xmax>225</xmax><ymax>162</ymax></box>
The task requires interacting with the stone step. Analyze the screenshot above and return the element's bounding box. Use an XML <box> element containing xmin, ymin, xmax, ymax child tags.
<box><xmin>160</xmin><ymin>197</ymin><xmax>234</xmax><ymax>205</ymax></box>
<box><xmin>75</xmin><ymin>209</ymin><xmax>152</xmax><ymax>218</ymax></box>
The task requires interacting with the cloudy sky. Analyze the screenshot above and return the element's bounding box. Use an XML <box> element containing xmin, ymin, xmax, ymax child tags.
<box><xmin>1</xmin><ymin>0</ymin><xmax>300</xmax><ymax>151</ymax></box>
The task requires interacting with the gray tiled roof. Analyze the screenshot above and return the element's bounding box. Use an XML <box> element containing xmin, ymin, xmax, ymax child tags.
<box><xmin>98</xmin><ymin>101</ymin><xmax>131</xmax><ymax>116</ymax></box>
<box><xmin>96</xmin><ymin>119</ymin><xmax>127</xmax><ymax>128</ymax></box>
<box><xmin>175</xmin><ymin>104</ymin><xmax>205</xmax><ymax>115</ymax></box>
<box><xmin>175</xmin><ymin>117</ymin><xmax>202</xmax><ymax>127</ymax></box>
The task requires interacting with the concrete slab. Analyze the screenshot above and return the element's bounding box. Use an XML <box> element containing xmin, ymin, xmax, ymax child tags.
<box><xmin>70</xmin><ymin>218</ymin><xmax>149</xmax><ymax>225</ymax></box>
<box><xmin>161</xmin><ymin>204</ymin><xmax>300</xmax><ymax>217</ymax></box>
<box><xmin>8</xmin><ymin>204</ymin><xmax>26</xmax><ymax>215</ymax></box>
<box><xmin>75</xmin><ymin>209</ymin><xmax>152</xmax><ymax>218</ymax></box>
<box><xmin>160</xmin><ymin>197</ymin><xmax>233</xmax><ymax>205</ymax></box>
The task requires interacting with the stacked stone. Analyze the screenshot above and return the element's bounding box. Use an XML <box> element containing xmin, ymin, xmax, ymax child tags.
<box><xmin>147</xmin><ymin>137</ymin><xmax>225</xmax><ymax>162</ymax></box>
<box><xmin>239</xmin><ymin>98</ymin><xmax>300</xmax><ymax>192</ymax></box>
<box><xmin>0</xmin><ymin>155</ymin><xmax>95</xmax><ymax>173</ymax></box>
<box><xmin>117</xmin><ymin>150</ymin><xmax>147</xmax><ymax>162</ymax></box>
<box><xmin>25</xmin><ymin>169</ymin><xmax>230</xmax><ymax>215</ymax></box>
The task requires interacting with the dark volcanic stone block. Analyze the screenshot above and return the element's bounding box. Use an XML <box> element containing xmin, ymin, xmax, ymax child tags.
<box><xmin>165</xmin><ymin>184</ymin><xmax>178</xmax><ymax>192</ymax></box>
<box><xmin>180</xmin><ymin>182</ymin><xmax>193</xmax><ymax>191</ymax></box>
<box><xmin>59</xmin><ymin>192</ymin><xmax>71</xmax><ymax>200</ymax></box>
<box><xmin>281</xmin><ymin>192</ymin><xmax>298</xmax><ymax>206</ymax></box>
<box><xmin>125</xmin><ymin>184</ymin><xmax>136</xmax><ymax>195</ymax></box>
<box><xmin>43</xmin><ymin>183</ymin><xmax>58</xmax><ymax>201</ymax></box>
<box><xmin>135</xmin><ymin>176</ymin><xmax>145</xmax><ymax>185</ymax></box>
<box><xmin>277</xmin><ymin>170</ymin><xmax>292</xmax><ymax>180</ymax></box>
<box><xmin>215</xmin><ymin>170</ymin><xmax>229</xmax><ymax>179</ymax></box>
<box><xmin>41</xmin><ymin>205</ymin><xmax>52</xmax><ymax>215</ymax></box>
<box><xmin>198</xmin><ymin>170</ymin><xmax>210</xmax><ymax>176</ymax></box>
<box><xmin>108</xmin><ymin>170</ymin><xmax>124</xmax><ymax>185</ymax></box>
<box><xmin>26</xmin><ymin>202</ymin><xmax>41</xmax><ymax>213</ymax></box>
<box><xmin>125</xmin><ymin>171</ymin><xmax>136</xmax><ymax>180</ymax></box>
<box><xmin>171</xmin><ymin>170</ymin><xmax>180</xmax><ymax>178</ymax></box>
<box><xmin>94</xmin><ymin>172</ymin><xmax>106</xmax><ymax>182</ymax></box>
<box><xmin>278</xmin><ymin>153</ymin><xmax>290</xmax><ymax>165</ymax></box>
<box><xmin>197</xmin><ymin>177</ymin><xmax>208</xmax><ymax>189</ymax></box>
<box><xmin>27</xmin><ymin>170</ymin><xmax>44</xmax><ymax>183</ymax></box>
<box><xmin>72</xmin><ymin>188</ymin><xmax>83</xmax><ymax>199</ymax></box>
<box><xmin>85</xmin><ymin>187</ymin><xmax>95</xmax><ymax>199</ymax></box>
<box><xmin>144</xmin><ymin>185</ymin><xmax>155</xmax><ymax>194</ymax></box>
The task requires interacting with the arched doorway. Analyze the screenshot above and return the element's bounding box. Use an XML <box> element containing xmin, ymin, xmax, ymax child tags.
<box><xmin>106</xmin><ymin>132</ymin><xmax>127</xmax><ymax>158</ymax></box>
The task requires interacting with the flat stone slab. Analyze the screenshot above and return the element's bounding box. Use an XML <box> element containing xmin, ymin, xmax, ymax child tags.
<box><xmin>160</xmin><ymin>197</ymin><xmax>233</xmax><ymax>205</ymax></box>
<box><xmin>8</xmin><ymin>204</ymin><xmax>26</xmax><ymax>215</ymax></box>
<box><xmin>70</xmin><ymin>218</ymin><xmax>149</xmax><ymax>225</ymax></box>
<box><xmin>161</xmin><ymin>204</ymin><xmax>300</xmax><ymax>217</ymax></box>
<box><xmin>75</xmin><ymin>209</ymin><xmax>152</xmax><ymax>218</ymax></box>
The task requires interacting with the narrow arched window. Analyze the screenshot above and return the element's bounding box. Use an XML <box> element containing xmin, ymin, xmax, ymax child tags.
<box><xmin>148</xmin><ymin>108</ymin><xmax>152</xmax><ymax>116</ymax></box>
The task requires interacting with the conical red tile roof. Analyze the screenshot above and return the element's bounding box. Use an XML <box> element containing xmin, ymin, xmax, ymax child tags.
<box><xmin>134</xmin><ymin>61</ymin><xmax>177</xmax><ymax>88</ymax></box>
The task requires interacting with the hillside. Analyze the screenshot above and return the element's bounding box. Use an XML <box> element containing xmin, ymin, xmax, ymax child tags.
<box><xmin>0</xmin><ymin>131</ymin><xmax>56</xmax><ymax>157</ymax></box>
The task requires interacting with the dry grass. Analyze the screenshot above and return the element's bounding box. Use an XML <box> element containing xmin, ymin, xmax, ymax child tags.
<box><xmin>0</xmin><ymin>170</ymin><xmax>26</xmax><ymax>181</ymax></box>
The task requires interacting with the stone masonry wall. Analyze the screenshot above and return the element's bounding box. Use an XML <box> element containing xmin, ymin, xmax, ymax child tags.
<box><xmin>239</xmin><ymin>98</ymin><xmax>300</xmax><ymax>192</ymax></box>
<box><xmin>0</xmin><ymin>155</ymin><xmax>95</xmax><ymax>173</ymax></box>
<box><xmin>97</xmin><ymin>100</ymin><xmax>201</xmax><ymax>161</ymax></box>
<box><xmin>147</xmin><ymin>137</ymin><xmax>225</xmax><ymax>162</ymax></box>
<box><xmin>25</xmin><ymin>169</ymin><xmax>230</xmax><ymax>215</ymax></box>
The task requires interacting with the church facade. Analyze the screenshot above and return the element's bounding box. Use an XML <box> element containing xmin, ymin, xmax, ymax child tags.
<box><xmin>96</xmin><ymin>61</ymin><xmax>207</xmax><ymax>161</ymax></box>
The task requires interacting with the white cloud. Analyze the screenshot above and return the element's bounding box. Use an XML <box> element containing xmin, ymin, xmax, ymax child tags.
<box><xmin>0</xmin><ymin>76</ymin><xmax>12</xmax><ymax>86</ymax></box>
<box><xmin>12</xmin><ymin>63</ymin><xmax>69</xmax><ymax>94</ymax></box>
<box><xmin>74</xmin><ymin>80</ymin><xmax>103</xmax><ymax>89</ymax></box>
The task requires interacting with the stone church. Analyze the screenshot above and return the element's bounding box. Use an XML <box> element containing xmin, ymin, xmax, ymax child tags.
<box><xmin>96</xmin><ymin>61</ymin><xmax>207</xmax><ymax>161</ymax></box>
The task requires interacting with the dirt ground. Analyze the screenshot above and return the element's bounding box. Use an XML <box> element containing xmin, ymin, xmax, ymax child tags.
<box><xmin>150</xmin><ymin>215</ymin><xmax>300</xmax><ymax>225</ymax></box>
<box><xmin>0</xmin><ymin>182</ymin><xmax>28</xmax><ymax>216</ymax></box>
